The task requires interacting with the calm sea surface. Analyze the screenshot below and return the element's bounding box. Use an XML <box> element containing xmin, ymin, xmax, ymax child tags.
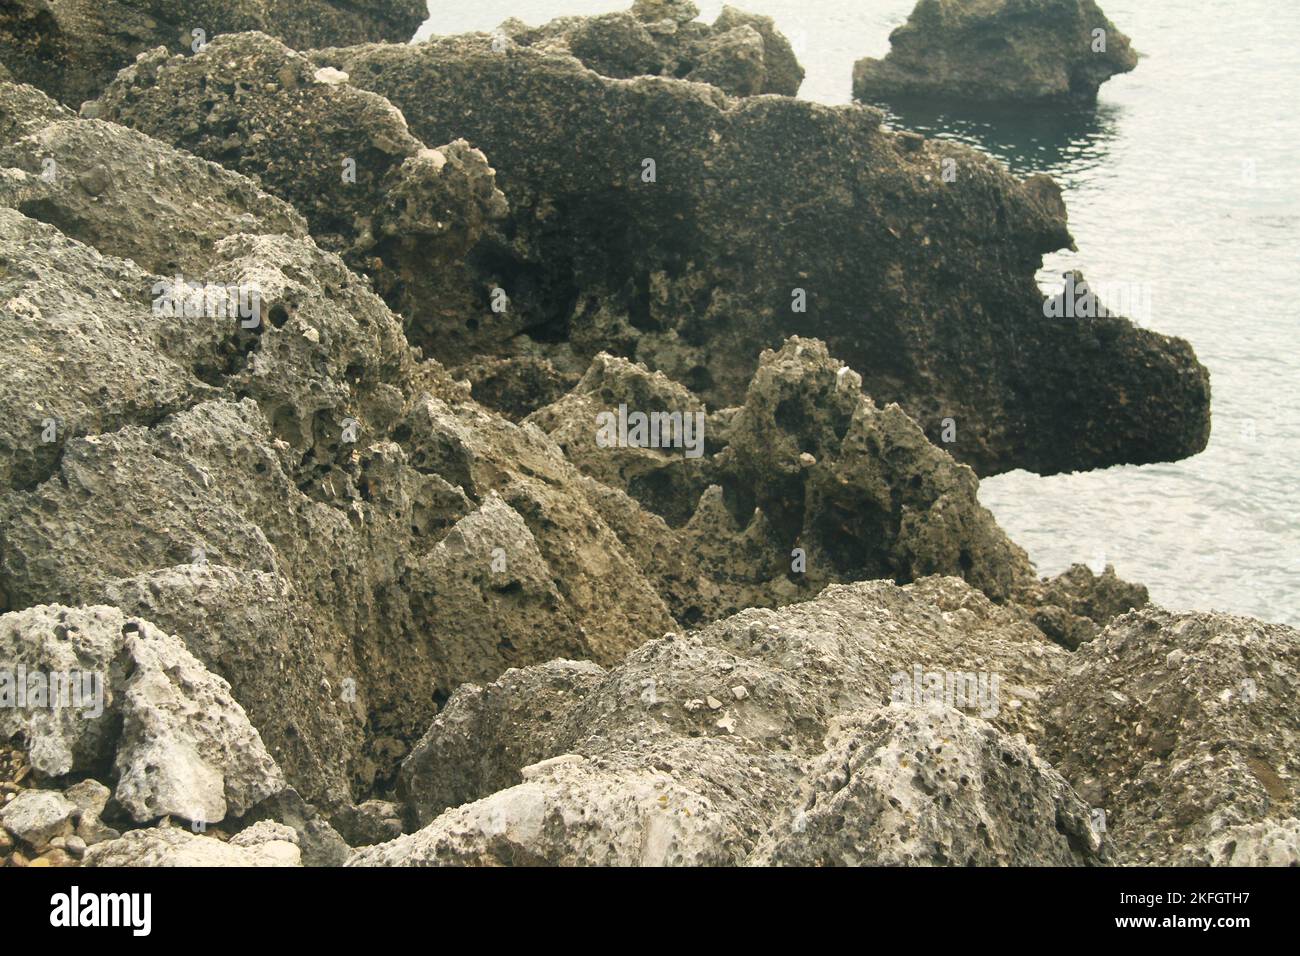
<box><xmin>420</xmin><ymin>1</ymin><xmax>1300</xmax><ymax>625</ymax></box>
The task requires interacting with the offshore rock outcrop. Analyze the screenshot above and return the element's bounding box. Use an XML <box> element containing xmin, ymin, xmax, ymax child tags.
<box><xmin>0</xmin><ymin>0</ymin><xmax>427</xmax><ymax>106</ymax></box>
<box><xmin>306</xmin><ymin>30</ymin><xmax>1206</xmax><ymax>478</ymax></box>
<box><xmin>853</xmin><ymin>0</ymin><xmax>1139</xmax><ymax>106</ymax></box>
<box><xmin>91</xmin><ymin>25</ymin><xmax>1210</xmax><ymax>477</ymax></box>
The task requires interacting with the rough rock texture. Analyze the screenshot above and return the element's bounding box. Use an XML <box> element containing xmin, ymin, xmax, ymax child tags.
<box><xmin>1019</xmin><ymin>562</ymin><xmax>1149</xmax><ymax>649</ymax></box>
<box><xmin>1043</xmin><ymin>608</ymin><xmax>1300</xmax><ymax>865</ymax></box>
<box><xmin>398</xmin><ymin>659</ymin><xmax>607</xmax><ymax>829</ymax></box>
<box><xmin>750</xmin><ymin>705</ymin><xmax>1102</xmax><ymax>866</ymax></box>
<box><xmin>1</xmin><ymin>145</ymin><xmax>672</xmax><ymax>800</ymax></box>
<box><xmin>853</xmin><ymin>0</ymin><xmax>1139</xmax><ymax>105</ymax></box>
<box><xmin>0</xmin><ymin>78</ymin><xmax>71</xmax><ymax>140</ymax></box>
<box><xmin>302</xmin><ymin>33</ymin><xmax>1206</xmax><ymax>478</ymax></box>
<box><xmin>83</xmin><ymin>822</ymin><xmax>301</xmax><ymax>867</ymax></box>
<box><xmin>93</xmin><ymin>33</ymin><xmax>510</xmax><ymax>365</ymax></box>
<box><xmin>0</xmin><ymin>604</ymin><xmax>284</xmax><ymax>824</ymax></box>
<box><xmin>500</xmin><ymin>2</ymin><xmax>804</xmax><ymax>97</ymax></box>
<box><xmin>0</xmin><ymin>12</ymin><xmax>1281</xmax><ymax>870</ymax></box>
<box><xmin>0</xmin><ymin>788</ymin><xmax>78</xmax><ymax>849</ymax></box>
<box><xmin>112</xmin><ymin>618</ymin><xmax>287</xmax><ymax>824</ymax></box>
<box><xmin>0</xmin><ymin>108</ymin><xmax>309</xmax><ymax>275</ymax></box>
<box><xmin>362</xmin><ymin>577</ymin><xmax>1084</xmax><ymax>865</ymax></box>
<box><xmin>94</xmin><ymin>566</ymin><xmax>365</xmax><ymax>823</ymax></box>
<box><xmin>1194</xmin><ymin>819</ymin><xmax>1300</xmax><ymax>868</ymax></box>
<box><xmin>0</xmin><ymin>0</ymin><xmax>428</xmax><ymax>105</ymax></box>
<box><xmin>529</xmin><ymin>339</ymin><xmax>1066</xmax><ymax>626</ymax></box>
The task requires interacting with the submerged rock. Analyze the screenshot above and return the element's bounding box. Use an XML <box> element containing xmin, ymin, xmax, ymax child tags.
<box><xmin>854</xmin><ymin>0</ymin><xmax>1139</xmax><ymax>105</ymax></box>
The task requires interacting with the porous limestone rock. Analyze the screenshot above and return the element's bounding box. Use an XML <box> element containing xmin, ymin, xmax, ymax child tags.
<box><xmin>0</xmin><ymin>110</ymin><xmax>309</xmax><ymax>275</ymax></box>
<box><xmin>305</xmin><ymin>33</ymin><xmax>1205</xmax><ymax>478</ymax></box>
<box><xmin>853</xmin><ymin>0</ymin><xmax>1139</xmax><ymax>105</ymax></box>
<box><xmin>500</xmin><ymin>3</ymin><xmax>804</xmax><ymax>96</ymax></box>
<box><xmin>0</xmin><ymin>788</ymin><xmax>78</xmax><ymax>849</ymax></box>
<box><xmin>379</xmin><ymin>577</ymin><xmax>1078</xmax><ymax>865</ymax></box>
<box><xmin>750</xmin><ymin>704</ymin><xmax>1103</xmax><ymax>866</ymax></box>
<box><xmin>93</xmin><ymin>33</ymin><xmax>509</xmax><ymax>362</ymax></box>
<box><xmin>1042</xmin><ymin>608</ymin><xmax>1299</xmax><ymax>865</ymax></box>
<box><xmin>84</xmin><ymin>822</ymin><xmax>302</xmax><ymax>867</ymax></box>
<box><xmin>0</xmin><ymin>603</ymin><xmax>284</xmax><ymax>824</ymax></box>
<box><xmin>0</xmin><ymin>0</ymin><xmax>427</xmax><ymax>105</ymax></box>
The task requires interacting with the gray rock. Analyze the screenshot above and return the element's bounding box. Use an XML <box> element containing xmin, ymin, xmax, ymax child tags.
<box><xmin>329</xmin><ymin>799</ymin><xmax>404</xmax><ymax>847</ymax></box>
<box><xmin>304</xmin><ymin>34</ymin><xmax>1206</xmax><ymax>478</ymax></box>
<box><xmin>1196</xmin><ymin>819</ymin><xmax>1300</xmax><ymax>867</ymax></box>
<box><xmin>113</xmin><ymin>619</ymin><xmax>286</xmax><ymax>824</ymax></box>
<box><xmin>62</xmin><ymin>778</ymin><xmax>110</xmax><ymax>818</ymax></box>
<box><xmin>0</xmin><ymin>0</ymin><xmax>428</xmax><ymax>105</ymax></box>
<box><xmin>0</xmin><ymin>605</ymin><xmax>128</xmax><ymax>777</ymax></box>
<box><xmin>1043</xmin><ymin>608</ymin><xmax>1300</xmax><ymax>865</ymax></box>
<box><xmin>381</xmin><ymin>577</ymin><xmax>1073</xmax><ymax>865</ymax></box>
<box><xmin>502</xmin><ymin>3</ymin><xmax>804</xmax><ymax>96</ymax></box>
<box><xmin>751</xmin><ymin>704</ymin><xmax>1103</xmax><ymax>866</ymax></box>
<box><xmin>398</xmin><ymin>659</ymin><xmax>607</xmax><ymax>829</ymax></box>
<box><xmin>0</xmin><ymin>788</ymin><xmax>77</xmax><ymax>849</ymax></box>
<box><xmin>0</xmin><ymin>113</ymin><xmax>309</xmax><ymax>275</ymax></box>
<box><xmin>229</xmin><ymin>820</ymin><xmax>299</xmax><ymax>847</ymax></box>
<box><xmin>853</xmin><ymin>0</ymin><xmax>1139</xmax><ymax>105</ymax></box>
<box><xmin>0</xmin><ymin>602</ymin><xmax>285</xmax><ymax>825</ymax></box>
<box><xmin>93</xmin><ymin>33</ymin><xmax>508</xmax><ymax>367</ymax></box>
<box><xmin>83</xmin><ymin>823</ymin><xmax>301</xmax><ymax>867</ymax></box>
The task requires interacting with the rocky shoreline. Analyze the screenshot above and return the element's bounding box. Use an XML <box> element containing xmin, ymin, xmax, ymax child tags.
<box><xmin>0</xmin><ymin>0</ymin><xmax>1294</xmax><ymax>868</ymax></box>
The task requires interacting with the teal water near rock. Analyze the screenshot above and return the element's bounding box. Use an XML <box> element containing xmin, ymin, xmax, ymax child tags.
<box><xmin>422</xmin><ymin>0</ymin><xmax>1300</xmax><ymax>625</ymax></box>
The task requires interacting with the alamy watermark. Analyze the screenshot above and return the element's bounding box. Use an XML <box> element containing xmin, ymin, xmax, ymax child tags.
<box><xmin>151</xmin><ymin>275</ymin><xmax>262</xmax><ymax>327</ymax></box>
<box><xmin>0</xmin><ymin>664</ymin><xmax>105</xmax><ymax>719</ymax></box>
<box><xmin>890</xmin><ymin>664</ymin><xmax>1001</xmax><ymax>719</ymax></box>
<box><xmin>595</xmin><ymin>404</ymin><xmax>705</xmax><ymax>459</ymax></box>
<box><xmin>1043</xmin><ymin>273</ymin><xmax>1153</xmax><ymax>326</ymax></box>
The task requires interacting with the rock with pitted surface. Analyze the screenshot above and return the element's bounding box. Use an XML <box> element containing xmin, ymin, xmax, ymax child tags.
<box><xmin>304</xmin><ymin>33</ymin><xmax>1205</xmax><ymax>478</ymax></box>
<box><xmin>374</xmin><ymin>580</ymin><xmax>1076</xmax><ymax>863</ymax></box>
<box><xmin>529</xmin><ymin>339</ymin><xmax>1047</xmax><ymax>624</ymax></box>
<box><xmin>853</xmin><ymin>0</ymin><xmax>1139</xmax><ymax>105</ymax></box>
<box><xmin>92</xmin><ymin>33</ymin><xmax>509</xmax><ymax>365</ymax></box>
<box><xmin>398</xmin><ymin>659</ymin><xmax>607</xmax><ymax>829</ymax></box>
<box><xmin>500</xmin><ymin>2</ymin><xmax>804</xmax><ymax>97</ymax></box>
<box><xmin>365</xmin><ymin>577</ymin><xmax>1087</xmax><ymax>865</ymax></box>
<box><xmin>0</xmin><ymin>603</ymin><xmax>285</xmax><ymax>824</ymax></box>
<box><xmin>1042</xmin><ymin>608</ymin><xmax>1300</xmax><ymax>865</ymax></box>
<box><xmin>0</xmin><ymin>111</ymin><xmax>308</xmax><ymax>276</ymax></box>
<box><xmin>750</xmin><ymin>704</ymin><xmax>1103</xmax><ymax>866</ymax></box>
<box><xmin>84</xmin><ymin>822</ymin><xmax>302</xmax><ymax>867</ymax></box>
<box><xmin>0</xmin><ymin>0</ymin><xmax>427</xmax><ymax>106</ymax></box>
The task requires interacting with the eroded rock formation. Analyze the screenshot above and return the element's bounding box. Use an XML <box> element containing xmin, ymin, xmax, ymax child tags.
<box><xmin>0</xmin><ymin>2</ymin><xmax>1279</xmax><ymax>872</ymax></box>
<box><xmin>0</xmin><ymin>0</ymin><xmax>427</xmax><ymax>105</ymax></box>
<box><xmin>87</xmin><ymin>24</ymin><xmax>1208</xmax><ymax>477</ymax></box>
<box><xmin>853</xmin><ymin>0</ymin><xmax>1139</xmax><ymax>105</ymax></box>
